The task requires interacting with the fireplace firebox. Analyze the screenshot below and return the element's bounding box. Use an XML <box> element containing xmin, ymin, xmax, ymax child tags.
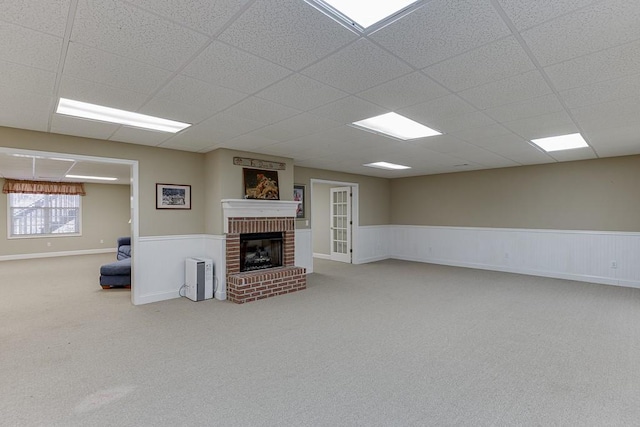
<box><xmin>239</xmin><ymin>232</ymin><xmax>283</xmax><ymax>272</ymax></box>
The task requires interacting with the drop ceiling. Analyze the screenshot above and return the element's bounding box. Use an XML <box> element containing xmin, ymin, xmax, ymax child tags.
<box><xmin>0</xmin><ymin>0</ymin><xmax>639</xmax><ymax>179</ymax></box>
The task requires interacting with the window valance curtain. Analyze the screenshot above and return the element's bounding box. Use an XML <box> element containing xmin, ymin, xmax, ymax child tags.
<box><xmin>2</xmin><ymin>179</ymin><xmax>86</xmax><ymax>196</ymax></box>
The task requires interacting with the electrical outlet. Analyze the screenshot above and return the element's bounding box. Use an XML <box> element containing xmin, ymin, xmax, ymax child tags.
<box><xmin>100</xmin><ymin>239</ymin><xmax>104</xmax><ymax>244</ymax></box>
<box><xmin>47</xmin><ymin>242</ymin><xmax>51</xmax><ymax>247</ymax></box>
<box><xmin>611</xmin><ymin>261</ymin><xmax>618</xmax><ymax>269</ymax></box>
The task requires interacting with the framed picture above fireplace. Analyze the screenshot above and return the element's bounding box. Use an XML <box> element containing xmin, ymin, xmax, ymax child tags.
<box><xmin>243</xmin><ymin>168</ymin><xmax>279</xmax><ymax>200</ymax></box>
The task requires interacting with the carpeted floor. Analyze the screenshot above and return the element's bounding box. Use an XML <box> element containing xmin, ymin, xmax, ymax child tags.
<box><xmin>2</xmin><ymin>254</ymin><xmax>640</xmax><ymax>426</ymax></box>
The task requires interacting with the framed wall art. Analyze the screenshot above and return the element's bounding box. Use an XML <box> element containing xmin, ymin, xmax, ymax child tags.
<box><xmin>243</xmin><ymin>168</ymin><xmax>280</xmax><ymax>200</ymax></box>
<box><xmin>156</xmin><ymin>183</ymin><xmax>191</xmax><ymax>209</ymax></box>
<box><xmin>294</xmin><ymin>184</ymin><xmax>305</xmax><ymax>219</ymax></box>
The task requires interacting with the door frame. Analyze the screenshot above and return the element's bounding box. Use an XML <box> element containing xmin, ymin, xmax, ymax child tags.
<box><xmin>0</xmin><ymin>146</ymin><xmax>139</xmax><ymax>305</ymax></box>
<box><xmin>310</xmin><ymin>178</ymin><xmax>359</xmax><ymax>265</ymax></box>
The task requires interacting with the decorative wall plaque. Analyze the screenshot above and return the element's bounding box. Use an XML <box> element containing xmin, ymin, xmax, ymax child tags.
<box><xmin>233</xmin><ymin>156</ymin><xmax>286</xmax><ymax>170</ymax></box>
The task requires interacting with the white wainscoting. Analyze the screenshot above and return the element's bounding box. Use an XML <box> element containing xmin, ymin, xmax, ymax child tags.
<box><xmin>295</xmin><ymin>228</ymin><xmax>313</xmax><ymax>273</ymax></box>
<box><xmin>135</xmin><ymin>235</ymin><xmax>209</xmax><ymax>305</ymax></box>
<box><xmin>389</xmin><ymin>225</ymin><xmax>640</xmax><ymax>288</ymax></box>
<box><xmin>354</xmin><ymin>225</ymin><xmax>391</xmax><ymax>264</ymax></box>
<box><xmin>203</xmin><ymin>235</ymin><xmax>226</xmax><ymax>301</ymax></box>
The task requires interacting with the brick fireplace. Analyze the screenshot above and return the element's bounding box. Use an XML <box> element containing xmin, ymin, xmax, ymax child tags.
<box><xmin>223</xmin><ymin>200</ymin><xmax>306</xmax><ymax>304</ymax></box>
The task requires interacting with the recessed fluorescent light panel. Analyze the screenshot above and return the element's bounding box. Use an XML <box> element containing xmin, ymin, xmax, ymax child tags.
<box><xmin>307</xmin><ymin>0</ymin><xmax>419</xmax><ymax>31</ymax></box>
<box><xmin>65</xmin><ymin>174</ymin><xmax>118</xmax><ymax>181</ymax></box>
<box><xmin>56</xmin><ymin>98</ymin><xmax>191</xmax><ymax>133</ymax></box>
<box><xmin>352</xmin><ymin>112</ymin><xmax>441</xmax><ymax>140</ymax></box>
<box><xmin>364</xmin><ymin>161</ymin><xmax>411</xmax><ymax>170</ymax></box>
<box><xmin>531</xmin><ymin>133</ymin><xmax>589</xmax><ymax>152</ymax></box>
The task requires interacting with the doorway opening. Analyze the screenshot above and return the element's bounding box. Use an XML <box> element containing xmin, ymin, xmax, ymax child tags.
<box><xmin>0</xmin><ymin>146</ymin><xmax>139</xmax><ymax>304</ymax></box>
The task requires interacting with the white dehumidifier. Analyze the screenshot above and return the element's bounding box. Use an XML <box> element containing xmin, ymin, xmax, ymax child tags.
<box><xmin>185</xmin><ymin>258</ymin><xmax>214</xmax><ymax>301</ymax></box>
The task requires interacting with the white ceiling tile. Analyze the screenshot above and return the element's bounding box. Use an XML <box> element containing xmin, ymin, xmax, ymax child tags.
<box><xmin>496</xmin><ymin>0</ymin><xmax>599</xmax><ymax>31</ymax></box>
<box><xmin>371</xmin><ymin>0</ymin><xmax>510</xmax><ymax>68</ymax></box>
<box><xmin>219</xmin><ymin>133</ymin><xmax>280</xmax><ymax>153</ymax></box>
<box><xmin>423</xmin><ymin>37</ymin><xmax>535</xmax><ymax>92</ymax></box>
<box><xmin>447</xmin><ymin>147</ymin><xmax>520</xmax><ymax>168</ymax></box>
<box><xmin>0</xmin><ymin>88</ymin><xmax>52</xmax><ymax>132</ymax></box>
<box><xmin>408</xmin><ymin>134</ymin><xmax>473</xmax><ymax>154</ymax></box>
<box><xmin>301</xmin><ymin>39</ymin><xmax>413</xmax><ymax>93</ymax></box>
<box><xmin>134</xmin><ymin>0</ymin><xmax>252</xmax><ymax>36</ymax></box>
<box><xmin>398</xmin><ymin>95</ymin><xmax>476</xmax><ymax>128</ymax></box>
<box><xmin>160</xmin><ymin>113</ymin><xmax>265</xmax><ymax>152</ymax></box>
<box><xmin>0</xmin><ymin>154</ymin><xmax>35</xmax><ymax>180</ymax></box>
<box><xmin>559</xmin><ymin>73</ymin><xmax>640</xmax><ymax>109</ymax></box>
<box><xmin>309</xmin><ymin>97</ymin><xmax>387</xmax><ymax>125</ymax></box>
<box><xmin>429</xmin><ymin>111</ymin><xmax>496</xmax><ymax>134</ymax></box>
<box><xmin>493</xmin><ymin>143</ymin><xmax>554</xmax><ymax>165</ymax></box>
<box><xmin>357</xmin><ymin>72</ymin><xmax>449</xmax><ymax>110</ymax></box>
<box><xmin>0</xmin><ymin>60</ymin><xmax>56</xmax><ymax>96</ymax></box>
<box><xmin>63</xmin><ymin>42</ymin><xmax>172</xmax><ymax>94</ymax></box>
<box><xmin>58</xmin><ymin>75</ymin><xmax>148</xmax><ymax>111</ymax></box>
<box><xmin>155</xmin><ymin>74</ymin><xmax>247</xmax><ymax>114</ymax></box>
<box><xmin>0</xmin><ymin>21</ymin><xmax>62</xmax><ymax>71</ymax></box>
<box><xmin>109</xmin><ymin>126</ymin><xmax>174</xmax><ymax>147</ymax></box>
<box><xmin>450</xmin><ymin>124</ymin><xmax>513</xmax><ymax>143</ymax></box>
<box><xmin>544</xmin><ymin>39</ymin><xmax>640</xmax><ymax>91</ymax></box>
<box><xmin>503</xmin><ymin>110</ymin><xmax>578</xmax><ymax>140</ymax></box>
<box><xmin>219</xmin><ymin>0</ymin><xmax>357</xmax><ymax>71</ymax></box>
<box><xmin>138</xmin><ymin>98</ymin><xmax>216</xmax><ymax>124</ymax></box>
<box><xmin>198</xmin><ymin>113</ymin><xmax>265</xmax><ymax>142</ymax></box>
<box><xmin>50</xmin><ymin>114</ymin><xmax>120</xmax><ymax>140</ymax></box>
<box><xmin>66</xmin><ymin>161</ymin><xmax>131</xmax><ymax>182</ymax></box>
<box><xmin>587</xmin><ymin>125</ymin><xmax>640</xmax><ymax>157</ymax></box>
<box><xmin>522</xmin><ymin>0</ymin><xmax>640</xmax><ymax>66</ymax></box>
<box><xmin>256</xmin><ymin>113</ymin><xmax>342</xmax><ymax>142</ymax></box>
<box><xmin>571</xmin><ymin>97</ymin><xmax>640</xmax><ymax>134</ymax></box>
<box><xmin>484</xmin><ymin>94</ymin><xmax>565</xmax><ymax>123</ymax></box>
<box><xmin>224</xmin><ymin>97</ymin><xmax>302</xmax><ymax>125</ymax></box>
<box><xmin>256</xmin><ymin>74</ymin><xmax>347</xmax><ymax>111</ymax></box>
<box><xmin>548</xmin><ymin>147</ymin><xmax>597</xmax><ymax>163</ymax></box>
<box><xmin>72</xmin><ymin>0</ymin><xmax>208</xmax><ymax>71</ymax></box>
<box><xmin>458</xmin><ymin>70</ymin><xmax>553</xmax><ymax>110</ymax></box>
<box><xmin>463</xmin><ymin>132</ymin><xmax>531</xmax><ymax>149</ymax></box>
<box><xmin>182</xmin><ymin>41</ymin><xmax>292</xmax><ymax>94</ymax></box>
<box><xmin>0</xmin><ymin>0</ymin><xmax>70</xmax><ymax>37</ymax></box>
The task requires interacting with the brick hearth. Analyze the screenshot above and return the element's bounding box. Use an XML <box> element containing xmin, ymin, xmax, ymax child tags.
<box><xmin>226</xmin><ymin>216</ymin><xmax>306</xmax><ymax>304</ymax></box>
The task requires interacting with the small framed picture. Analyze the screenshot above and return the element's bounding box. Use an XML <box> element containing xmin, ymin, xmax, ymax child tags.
<box><xmin>294</xmin><ymin>184</ymin><xmax>305</xmax><ymax>219</ymax></box>
<box><xmin>156</xmin><ymin>183</ymin><xmax>191</xmax><ymax>209</ymax></box>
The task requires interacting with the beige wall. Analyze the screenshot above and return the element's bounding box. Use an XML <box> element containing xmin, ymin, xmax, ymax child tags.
<box><xmin>204</xmin><ymin>148</ymin><xmax>294</xmax><ymax>234</ymax></box>
<box><xmin>0</xmin><ymin>127</ymin><xmax>205</xmax><ymax>236</ymax></box>
<box><xmin>311</xmin><ymin>183</ymin><xmax>332</xmax><ymax>254</ymax></box>
<box><xmin>0</xmin><ymin>181</ymin><xmax>130</xmax><ymax>256</ymax></box>
<box><xmin>391</xmin><ymin>155</ymin><xmax>640</xmax><ymax>231</ymax></box>
<box><xmin>294</xmin><ymin>167</ymin><xmax>391</xmax><ymax>229</ymax></box>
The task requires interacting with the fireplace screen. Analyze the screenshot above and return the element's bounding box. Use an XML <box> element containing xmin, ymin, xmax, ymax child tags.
<box><xmin>240</xmin><ymin>232</ymin><xmax>283</xmax><ymax>272</ymax></box>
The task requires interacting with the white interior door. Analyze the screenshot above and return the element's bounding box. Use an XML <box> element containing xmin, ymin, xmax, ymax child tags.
<box><xmin>330</xmin><ymin>186</ymin><xmax>351</xmax><ymax>263</ymax></box>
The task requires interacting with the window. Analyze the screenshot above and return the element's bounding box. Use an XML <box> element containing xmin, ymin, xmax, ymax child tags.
<box><xmin>8</xmin><ymin>193</ymin><xmax>81</xmax><ymax>237</ymax></box>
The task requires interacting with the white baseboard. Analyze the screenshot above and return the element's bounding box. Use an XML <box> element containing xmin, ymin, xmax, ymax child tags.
<box><xmin>136</xmin><ymin>290</ymin><xmax>179</xmax><ymax>305</ymax></box>
<box><xmin>0</xmin><ymin>247</ymin><xmax>116</xmax><ymax>262</ymax></box>
<box><xmin>354</xmin><ymin>255</ymin><xmax>388</xmax><ymax>264</ymax></box>
<box><xmin>313</xmin><ymin>253</ymin><xmax>331</xmax><ymax>260</ymax></box>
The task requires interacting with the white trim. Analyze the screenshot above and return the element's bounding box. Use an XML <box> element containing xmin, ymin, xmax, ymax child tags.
<box><xmin>310</xmin><ymin>179</ymin><xmax>359</xmax><ymax>265</ymax></box>
<box><xmin>136</xmin><ymin>290</ymin><xmax>180</xmax><ymax>305</ymax></box>
<box><xmin>392</xmin><ymin>254</ymin><xmax>640</xmax><ymax>289</ymax></box>
<box><xmin>221</xmin><ymin>199</ymin><xmax>299</xmax><ymax>233</ymax></box>
<box><xmin>0</xmin><ymin>247</ymin><xmax>115</xmax><ymax>261</ymax></box>
<box><xmin>0</xmin><ymin>147</ymin><xmax>139</xmax><ymax>305</ymax></box>
<box><xmin>390</xmin><ymin>224</ymin><xmax>640</xmax><ymax>236</ymax></box>
<box><xmin>313</xmin><ymin>252</ymin><xmax>331</xmax><ymax>260</ymax></box>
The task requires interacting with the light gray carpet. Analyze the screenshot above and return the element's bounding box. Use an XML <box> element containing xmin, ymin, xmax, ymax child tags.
<box><xmin>2</xmin><ymin>254</ymin><xmax>640</xmax><ymax>426</ymax></box>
